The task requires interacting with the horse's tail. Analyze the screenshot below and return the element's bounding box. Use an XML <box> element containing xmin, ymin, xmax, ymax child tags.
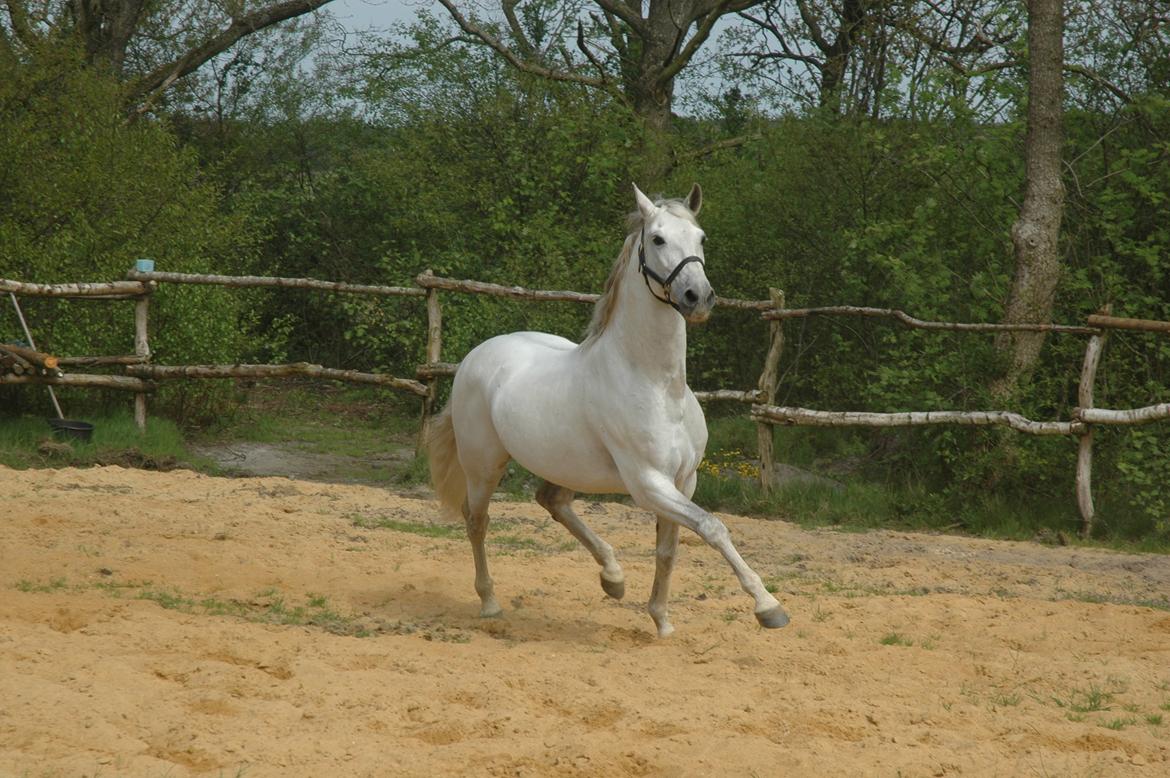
<box><xmin>427</xmin><ymin>404</ymin><xmax>466</xmax><ymax>521</ymax></box>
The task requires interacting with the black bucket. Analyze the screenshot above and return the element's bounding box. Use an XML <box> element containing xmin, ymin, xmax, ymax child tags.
<box><xmin>48</xmin><ymin>418</ymin><xmax>95</xmax><ymax>443</ymax></box>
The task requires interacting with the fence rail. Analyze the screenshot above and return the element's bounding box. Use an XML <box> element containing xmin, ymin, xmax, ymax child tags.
<box><xmin>751</xmin><ymin>405</ymin><xmax>1082</xmax><ymax>436</ymax></box>
<box><xmin>764</xmin><ymin>305</ymin><xmax>1100</xmax><ymax>334</ymax></box>
<box><xmin>3</xmin><ymin>268</ymin><xmax>1167</xmax><ymax>538</ymax></box>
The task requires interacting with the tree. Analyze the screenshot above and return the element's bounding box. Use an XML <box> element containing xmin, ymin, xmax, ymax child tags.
<box><xmin>0</xmin><ymin>0</ymin><xmax>336</xmax><ymax>110</ymax></box>
<box><xmin>734</xmin><ymin>0</ymin><xmax>889</xmax><ymax>115</ymax></box>
<box><xmin>991</xmin><ymin>0</ymin><xmax>1064</xmax><ymax>398</ymax></box>
<box><xmin>434</xmin><ymin>0</ymin><xmax>765</xmax><ymax>132</ymax></box>
<box><xmin>728</xmin><ymin>1</ymin><xmax>1020</xmax><ymax>118</ymax></box>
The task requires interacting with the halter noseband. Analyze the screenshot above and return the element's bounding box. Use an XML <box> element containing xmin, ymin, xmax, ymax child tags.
<box><xmin>638</xmin><ymin>227</ymin><xmax>705</xmax><ymax>314</ymax></box>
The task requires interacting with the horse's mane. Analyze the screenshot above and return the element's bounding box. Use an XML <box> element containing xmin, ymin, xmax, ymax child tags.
<box><xmin>582</xmin><ymin>198</ymin><xmax>698</xmax><ymax>345</ymax></box>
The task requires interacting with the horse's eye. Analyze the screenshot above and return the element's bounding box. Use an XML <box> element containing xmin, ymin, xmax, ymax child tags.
<box><xmin>700</xmin><ymin>235</ymin><xmax>707</xmax><ymax>244</ymax></box>
<box><xmin>652</xmin><ymin>235</ymin><xmax>665</xmax><ymax>246</ymax></box>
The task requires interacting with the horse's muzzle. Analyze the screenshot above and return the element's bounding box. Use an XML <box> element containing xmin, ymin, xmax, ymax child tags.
<box><xmin>677</xmin><ymin>286</ymin><xmax>716</xmax><ymax>323</ymax></box>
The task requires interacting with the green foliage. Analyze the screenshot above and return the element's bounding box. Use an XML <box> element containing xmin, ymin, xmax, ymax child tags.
<box><xmin>0</xmin><ymin>48</ymin><xmax>257</xmax><ymax>421</ymax></box>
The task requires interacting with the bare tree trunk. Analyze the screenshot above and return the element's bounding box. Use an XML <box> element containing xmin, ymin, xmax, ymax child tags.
<box><xmin>992</xmin><ymin>0</ymin><xmax>1065</xmax><ymax>399</ymax></box>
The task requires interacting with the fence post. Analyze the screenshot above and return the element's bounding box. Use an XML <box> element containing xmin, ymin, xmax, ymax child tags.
<box><xmin>417</xmin><ymin>270</ymin><xmax>442</xmax><ymax>455</ymax></box>
<box><xmin>757</xmin><ymin>288</ymin><xmax>784</xmax><ymax>491</ymax></box>
<box><xmin>133</xmin><ymin>285</ymin><xmax>153</xmax><ymax>431</ymax></box>
<box><xmin>1075</xmin><ymin>306</ymin><xmax>1109</xmax><ymax>539</ymax></box>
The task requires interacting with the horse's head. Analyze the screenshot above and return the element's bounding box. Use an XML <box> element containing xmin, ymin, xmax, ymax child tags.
<box><xmin>633</xmin><ymin>183</ymin><xmax>715</xmax><ymax>323</ymax></box>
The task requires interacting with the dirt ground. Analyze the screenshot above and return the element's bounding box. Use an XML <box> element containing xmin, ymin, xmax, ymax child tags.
<box><xmin>2</xmin><ymin>464</ymin><xmax>1169</xmax><ymax>777</ymax></box>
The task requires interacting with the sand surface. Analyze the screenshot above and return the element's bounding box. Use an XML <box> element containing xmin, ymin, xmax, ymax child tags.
<box><xmin>2</xmin><ymin>464</ymin><xmax>1169</xmax><ymax>777</ymax></box>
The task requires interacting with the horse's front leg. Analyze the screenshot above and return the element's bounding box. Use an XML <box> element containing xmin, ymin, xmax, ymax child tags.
<box><xmin>624</xmin><ymin>466</ymin><xmax>789</xmax><ymax>631</ymax></box>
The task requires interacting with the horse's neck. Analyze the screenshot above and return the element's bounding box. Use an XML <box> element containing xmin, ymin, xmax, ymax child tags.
<box><xmin>600</xmin><ymin>251</ymin><xmax>689</xmax><ymax>387</ymax></box>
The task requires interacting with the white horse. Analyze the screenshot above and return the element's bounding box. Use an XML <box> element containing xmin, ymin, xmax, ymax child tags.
<box><xmin>429</xmin><ymin>183</ymin><xmax>789</xmax><ymax>636</ymax></box>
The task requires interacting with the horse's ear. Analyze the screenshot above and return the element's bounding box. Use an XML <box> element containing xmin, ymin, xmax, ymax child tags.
<box><xmin>633</xmin><ymin>183</ymin><xmax>656</xmax><ymax>221</ymax></box>
<box><xmin>687</xmin><ymin>183</ymin><xmax>703</xmax><ymax>215</ymax></box>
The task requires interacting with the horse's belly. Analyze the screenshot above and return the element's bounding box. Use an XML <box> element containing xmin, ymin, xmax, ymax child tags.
<box><xmin>509</xmin><ymin>437</ymin><xmax>627</xmax><ymax>495</ymax></box>
<box><xmin>493</xmin><ymin>397</ymin><xmax>626</xmax><ymax>494</ymax></box>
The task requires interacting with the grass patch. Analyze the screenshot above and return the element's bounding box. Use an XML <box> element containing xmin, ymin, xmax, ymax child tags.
<box><xmin>14</xmin><ymin>577</ymin><xmax>71</xmax><ymax>593</ymax></box>
<box><xmin>491</xmin><ymin>534</ymin><xmax>541</xmax><ymax>551</ymax></box>
<box><xmin>135</xmin><ymin>586</ymin><xmax>469</xmax><ymax>641</ymax></box>
<box><xmin>879</xmin><ymin>632</ymin><xmax>913</xmax><ymax>647</ymax></box>
<box><xmin>1100</xmin><ymin>717</ymin><xmax>1138</xmax><ymax>731</ymax></box>
<box><xmin>1051</xmin><ymin>683</ymin><xmax>1116</xmax><ymax>714</ymax></box>
<box><xmin>192</xmin><ymin>384</ymin><xmax>420</xmax><ymax>483</ymax></box>
<box><xmin>1055</xmin><ymin>590</ymin><xmax>1170</xmax><ymax>612</ymax></box>
<box><xmin>991</xmin><ymin>692</ymin><xmax>1023</xmax><ymax>707</ymax></box>
<box><xmin>1146</xmin><ymin>713</ymin><xmax>1164</xmax><ymax>726</ymax></box>
<box><xmin>0</xmin><ymin>411</ymin><xmax>212</xmax><ymax>471</ymax></box>
<box><xmin>350</xmin><ymin>513</ymin><xmax>554</xmax><ymax>553</ymax></box>
<box><xmin>350</xmin><ymin>513</ymin><xmax>464</xmax><ymax>539</ymax></box>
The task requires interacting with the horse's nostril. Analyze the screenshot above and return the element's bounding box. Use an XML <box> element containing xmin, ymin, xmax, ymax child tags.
<box><xmin>706</xmin><ymin>290</ymin><xmax>716</xmax><ymax>306</ymax></box>
<box><xmin>684</xmin><ymin>289</ymin><xmax>699</xmax><ymax>304</ymax></box>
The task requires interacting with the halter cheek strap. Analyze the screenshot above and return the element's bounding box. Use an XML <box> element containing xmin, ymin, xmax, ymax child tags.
<box><xmin>638</xmin><ymin>228</ymin><xmax>705</xmax><ymax>314</ymax></box>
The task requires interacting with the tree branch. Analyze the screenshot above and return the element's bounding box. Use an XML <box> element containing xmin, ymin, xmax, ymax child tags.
<box><xmin>659</xmin><ymin>0</ymin><xmax>731</xmax><ymax>84</ymax></box>
<box><xmin>126</xmin><ymin>0</ymin><xmax>335</xmax><ymax>107</ymax></box>
<box><xmin>593</xmin><ymin>0</ymin><xmax>645</xmax><ymax>36</ymax></box>
<box><xmin>1063</xmin><ymin>63</ymin><xmax>1132</xmax><ymax>104</ymax></box>
<box><xmin>433</xmin><ymin>0</ymin><xmax>607</xmax><ymax>89</ymax></box>
<box><xmin>577</xmin><ymin>20</ymin><xmax>611</xmax><ymax>85</ymax></box>
<box><xmin>794</xmin><ymin>0</ymin><xmax>832</xmax><ymax>55</ymax></box>
<box><xmin>501</xmin><ymin>0</ymin><xmax>536</xmax><ymax>57</ymax></box>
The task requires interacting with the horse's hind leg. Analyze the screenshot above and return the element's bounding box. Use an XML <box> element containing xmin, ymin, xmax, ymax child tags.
<box><xmin>463</xmin><ymin>472</ymin><xmax>500</xmax><ymax>617</ymax></box>
<box><xmin>464</xmin><ymin>471</ymin><xmax>504</xmax><ymax>618</ymax></box>
<box><xmin>535</xmin><ymin>481</ymin><xmax>625</xmax><ymax>600</ymax></box>
<box><xmin>648</xmin><ymin>517</ymin><xmax>680</xmax><ymax>637</ymax></box>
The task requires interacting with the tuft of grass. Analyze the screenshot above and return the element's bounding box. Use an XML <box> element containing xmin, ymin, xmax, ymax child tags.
<box><xmin>491</xmin><ymin>534</ymin><xmax>541</xmax><ymax>551</ymax></box>
<box><xmin>879</xmin><ymin>632</ymin><xmax>913</xmax><ymax>647</ymax></box>
<box><xmin>1051</xmin><ymin>684</ymin><xmax>1115</xmax><ymax>714</ymax></box>
<box><xmin>1056</xmin><ymin>590</ymin><xmax>1170</xmax><ymax>612</ymax></box>
<box><xmin>350</xmin><ymin>514</ymin><xmax>463</xmax><ymax>539</ymax></box>
<box><xmin>1146</xmin><ymin>713</ymin><xmax>1164</xmax><ymax>726</ymax></box>
<box><xmin>1100</xmin><ymin>717</ymin><xmax>1138</xmax><ymax>731</ymax></box>
<box><xmin>14</xmin><ymin>577</ymin><xmax>71</xmax><ymax>593</ymax></box>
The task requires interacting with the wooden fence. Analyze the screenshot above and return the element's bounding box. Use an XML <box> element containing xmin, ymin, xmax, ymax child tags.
<box><xmin>751</xmin><ymin>304</ymin><xmax>1170</xmax><ymax>537</ymax></box>
<box><xmin>1</xmin><ymin>269</ymin><xmax>783</xmax><ymax>465</ymax></box>
<box><xmin>3</xmin><ymin>270</ymin><xmax>1168</xmax><ymax>537</ymax></box>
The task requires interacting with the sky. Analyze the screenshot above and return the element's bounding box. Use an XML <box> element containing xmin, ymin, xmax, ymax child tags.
<box><xmin>326</xmin><ymin>0</ymin><xmax>430</xmax><ymax>33</ymax></box>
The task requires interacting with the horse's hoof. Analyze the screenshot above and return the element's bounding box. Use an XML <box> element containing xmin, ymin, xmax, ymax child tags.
<box><xmin>755</xmin><ymin>604</ymin><xmax>790</xmax><ymax>629</ymax></box>
<box><xmin>479</xmin><ymin>600</ymin><xmax>503</xmax><ymax>619</ymax></box>
<box><xmin>600</xmin><ymin>572</ymin><xmax>625</xmax><ymax>600</ymax></box>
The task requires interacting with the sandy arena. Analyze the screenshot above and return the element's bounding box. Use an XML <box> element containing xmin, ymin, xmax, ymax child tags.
<box><xmin>2</xmin><ymin>464</ymin><xmax>1169</xmax><ymax>776</ymax></box>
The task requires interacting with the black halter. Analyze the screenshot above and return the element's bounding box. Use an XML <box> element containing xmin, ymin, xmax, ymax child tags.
<box><xmin>637</xmin><ymin>227</ymin><xmax>705</xmax><ymax>314</ymax></box>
